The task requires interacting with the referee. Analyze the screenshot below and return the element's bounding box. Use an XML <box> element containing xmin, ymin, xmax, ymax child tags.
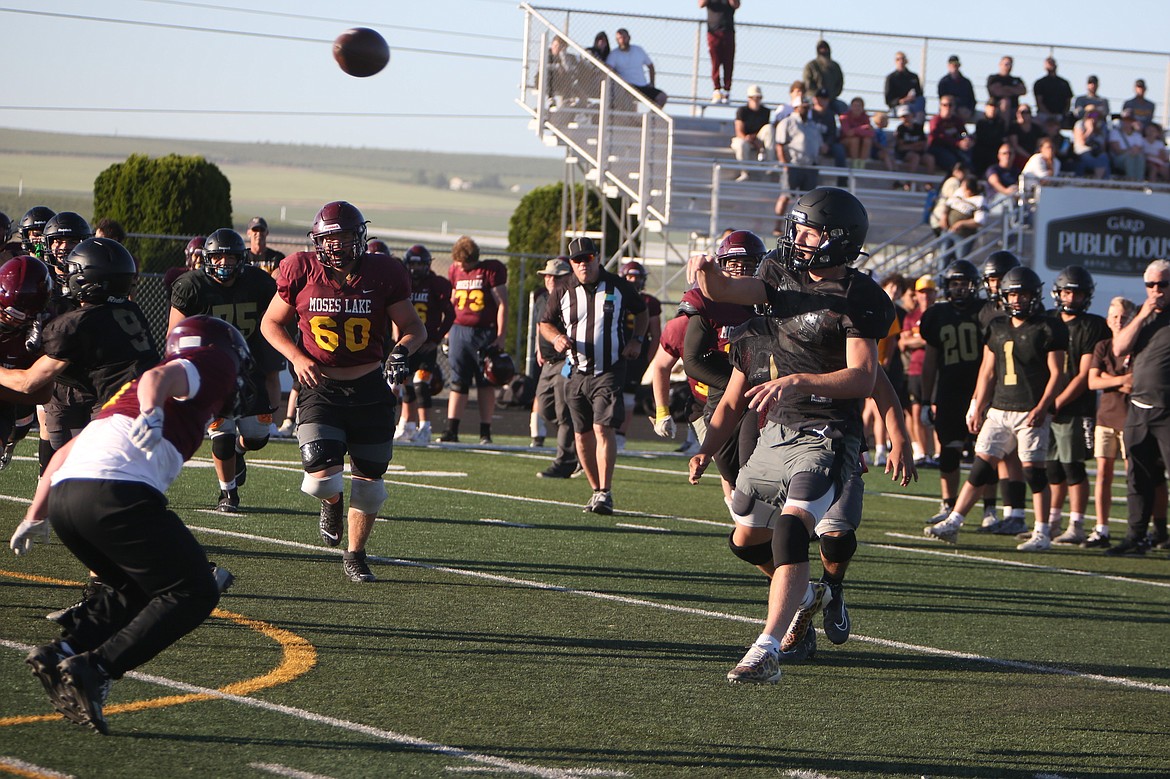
<box><xmin>539</xmin><ymin>238</ymin><xmax>647</xmax><ymax>514</ymax></box>
<box><xmin>1110</xmin><ymin>259</ymin><xmax>1170</xmax><ymax>555</ymax></box>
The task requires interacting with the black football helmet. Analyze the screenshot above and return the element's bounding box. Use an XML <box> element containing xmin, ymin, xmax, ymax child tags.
<box><xmin>19</xmin><ymin>206</ymin><xmax>56</xmax><ymax>256</ymax></box>
<box><xmin>367</xmin><ymin>239</ymin><xmax>392</xmax><ymax>256</ymax></box>
<box><xmin>981</xmin><ymin>250</ymin><xmax>1021</xmax><ymax>303</ymax></box>
<box><xmin>0</xmin><ymin>212</ymin><xmax>12</xmax><ymax>244</ymax></box>
<box><xmin>203</xmin><ymin>228</ymin><xmax>246</xmax><ymax>283</ymax></box>
<box><xmin>480</xmin><ymin>346</ymin><xmax>516</xmax><ymax>387</ymax></box>
<box><xmin>0</xmin><ymin>255</ymin><xmax>51</xmax><ymax>335</ymax></box>
<box><xmin>776</xmin><ymin>187</ymin><xmax>869</xmax><ymax>270</ymax></box>
<box><xmin>1000</xmin><ymin>266</ymin><xmax>1044</xmax><ymax>318</ymax></box>
<box><xmin>403</xmin><ymin>244</ymin><xmax>432</xmax><ymax>281</ymax></box>
<box><xmin>941</xmin><ymin>259</ymin><xmax>980</xmax><ymax>309</ymax></box>
<box><xmin>64</xmin><ymin>238</ymin><xmax>137</xmax><ymax>304</ymax></box>
<box><xmin>310</xmin><ymin>201</ymin><xmax>368</xmax><ymax>268</ymax></box>
<box><xmin>185</xmin><ymin>236</ymin><xmax>206</xmax><ymax>270</ymax></box>
<box><xmin>621</xmin><ymin>260</ymin><xmax>647</xmax><ymax>290</ymax></box>
<box><xmin>1052</xmin><ymin>265</ymin><xmax>1095</xmax><ymax>314</ymax></box>
<box><xmin>716</xmin><ymin>230</ymin><xmax>767</xmax><ymax>277</ymax></box>
<box><xmin>41</xmin><ymin>212</ymin><xmax>93</xmax><ymax>279</ymax></box>
<box><xmin>165</xmin><ymin>314</ymin><xmax>255</xmax><ymax>417</ymax></box>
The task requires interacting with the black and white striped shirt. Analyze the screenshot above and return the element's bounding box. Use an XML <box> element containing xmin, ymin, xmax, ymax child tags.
<box><xmin>542</xmin><ymin>270</ymin><xmax>646</xmax><ymax>375</ymax></box>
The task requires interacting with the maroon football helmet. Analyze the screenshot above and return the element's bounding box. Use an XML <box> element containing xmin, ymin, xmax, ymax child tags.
<box><xmin>366</xmin><ymin>239</ymin><xmax>392</xmax><ymax>256</ymax></box>
<box><xmin>185</xmin><ymin>236</ymin><xmax>206</xmax><ymax>270</ymax></box>
<box><xmin>621</xmin><ymin>260</ymin><xmax>647</xmax><ymax>291</ymax></box>
<box><xmin>716</xmin><ymin>230</ymin><xmax>767</xmax><ymax>277</ymax></box>
<box><xmin>0</xmin><ymin>255</ymin><xmax>51</xmax><ymax>334</ymax></box>
<box><xmin>480</xmin><ymin>346</ymin><xmax>516</xmax><ymax>387</ymax></box>
<box><xmin>310</xmin><ymin>201</ymin><xmax>368</xmax><ymax>268</ymax></box>
<box><xmin>403</xmin><ymin>244</ymin><xmax>432</xmax><ymax>281</ymax></box>
<box><xmin>165</xmin><ymin>314</ymin><xmax>252</xmax><ymax>371</ymax></box>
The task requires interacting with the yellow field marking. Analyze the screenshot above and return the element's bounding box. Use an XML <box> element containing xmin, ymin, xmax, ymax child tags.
<box><xmin>0</xmin><ymin>571</ymin><xmax>316</xmax><ymax>728</ymax></box>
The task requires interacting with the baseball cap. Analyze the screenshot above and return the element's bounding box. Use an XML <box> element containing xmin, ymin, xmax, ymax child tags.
<box><xmin>915</xmin><ymin>275</ymin><xmax>936</xmax><ymax>292</ymax></box>
<box><xmin>1136</xmin><ymin>78</ymin><xmax>1147</xmax><ymax>88</ymax></box>
<box><xmin>567</xmin><ymin>236</ymin><xmax>598</xmax><ymax>260</ymax></box>
<box><xmin>247</xmin><ymin>216</ymin><xmax>268</xmax><ymax>232</ymax></box>
<box><xmin>895</xmin><ymin>105</ymin><xmax>911</xmax><ymax>118</ymax></box>
<box><xmin>947</xmin><ymin>55</ymin><xmax>961</xmax><ymax>65</ymax></box>
<box><xmin>537</xmin><ymin>257</ymin><xmax>571</xmax><ymax>276</ymax></box>
<box><xmin>747</xmin><ymin>84</ymin><xmax>763</xmax><ymax>98</ymax></box>
<box><xmin>815</xmin><ymin>87</ymin><xmax>830</xmax><ymax>98</ymax></box>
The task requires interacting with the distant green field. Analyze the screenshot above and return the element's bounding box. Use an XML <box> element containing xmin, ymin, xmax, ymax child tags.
<box><xmin>2</xmin><ymin>432</ymin><xmax>1168</xmax><ymax>778</ymax></box>
<box><xmin>0</xmin><ymin>128</ymin><xmax>564</xmax><ymax>236</ymax></box>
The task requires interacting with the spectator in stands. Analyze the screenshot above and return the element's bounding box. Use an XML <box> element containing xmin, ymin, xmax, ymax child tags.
<box><xmin>894</xmin><ymin>105</ymin><xmax>933</xmax><ymax>178</ymax></box>
<box><xmin>586</xmin><ymin>31</ymin><xmax>610</xmax><ymax>62</ymax></box>
<box><xmin>938</xmin><ymin>174</ymin><xmax>986</xmax><ymax>260</ymax></box>
<box><xmin>1039</xmin><ymin>115</ymin><xmax>1073</xmax><ymax>168</ymax></box>
<box><xmin>547</xmin><ymin>35</ymin><xmax>581</xmax><ymax>109</ymax></box>
<box><xmin>871</xmin><ymin>111</ymin><xmax>893</xmax><ymax>171</ymax></box>
<box><xmin>802</xmin><ymin>40</ymin><xmax>845</xmax><ymax>114</ymax></box>
<box><xmin>1073</xmin><ymin>75</ymin><xmax>1109</xmax><ymax>122</ymax></box>
<box><xmin>1021</xmin><ymin>136</ymin><xmax>1061</xmax><ymax>190</ymax></box>
<box><xmin>927</xmin><ymin>96</ymin><xmax>973</xmax><ymax>171</ymax></box>
<box><xmin>608</xmin><ymin>28</ymin><xmax>667</xmax><ymax>108</ymax></box>
<box><xmin>985</xmin><ymin>144</ymin><xmax>1019</xmax><ymax>198</ymax></box>
<box><xmin>771</xmin><ymin>80</ymin><xmax>806</xmax><ymax>125</ymax></box>
<box><xmin>771</xmin><ymin>100</ymin><xmax>824</xmax><ymax>233</ymax></box>
<box><xmin>810</xmin><ymin>88</ymin><xmax>847</xmax><ymax>168</ymax></box>
<box><xmin>731</xmin><ymin>84</ymin><xmax>774</xmax><ymax>181</ymax></box>
<box><xmin>1110</xmin><ymin>108</ymin><xmax>1148</xmax><ymax>181</ymax></box>
<box><xmin>971</xmin><ymin>99</ymin><xmax>1010</xmax><ymax>176</ymax></box>
<box><xmin>699</xmin><ymin>0</ymin><xmax>739</xmax><ymax>104</ymax></box>
<box><xmin>1008</xmin><ymin>103</ymin><xmax>1044</xmax><ymax>171</ymax></box>
<box><xmin>245</xmin><ymin>217</ymin><xmax>284</xmax><ymax>276</ymax></box>
<box><xmin>1073</xmin><ymin>110</ymin><xmax>1111</xmax><ymax>179</ymax></box>
<box><xmin>885</xmin><ymin>51</ymin><xmax>925</xmax><ymax>120</ymax></box>
<box><xmin>987</xmin><ymin>56</ymin><xmax>1027</xmax><ymax>115</ymax></box>
<box><xmin>930</xmin><ymin>162</ymin><xmax>969</xmax><ymax>234</ymax></box>
<box><xmin>938</xmin><ymin>55</ymin><xmax>976</xmax><ymax>120</ymax></box>
<box><xmin>839</xmin><ymin>97</ymin><xmax>876</xmax><ymax>169</ymax></box>
<box><xmin>1123</xmin><ymin>79</ymin><xmax>1156</xmax><ymax>128</ymax></box>
<box><xmin>1032</xmin><ymin>57</ymin><xmax>1073</xmax><ymax>128</ymax></box>
<box><xmin>1144</xmin><ymin>123</ymin><xmax>1169</xmax><ymax>183</ymax></box>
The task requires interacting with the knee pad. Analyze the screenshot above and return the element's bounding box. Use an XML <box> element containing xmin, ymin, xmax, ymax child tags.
<box><xmin>349</xmin><ymin>477</ymin><xmax>388</xmax><ymax>514</ymax></box>
<box><xmin>730</xmin><ymin>490</ymin><xmax>778</xmax><ymax>527</ymax></box>
<box><xmin>1046</xmin><ymin>460</ymin><xmax>1066</xmax><ymax>485</ymax></box>
<box><xmin>350</xmin><ymin>457</ymin><xmax>390</xmax><ymax>480</ymax></box>
<box><xmin>772</xmin><ymin>514</ymin><xmax>811</xmax><ymax>566</ymax></box>
<box><xmin>1064</xmin><ymin>460</ymin><xmax>1087</xmax><ymax>486</ymax></box>
<box><xmin>937</xmin><ymin>447</ymin><xmax>961</xmax><ymax>474</ymax></box>
<box><xmin>449</xmin><ymin>380</ymin><xmax>469</xmax><ymax>394</ymax></box>
<box><xmin>301</xmin><ymin>471</ymin><xmax>345</xmax><ymax>501</ymax></box>
<box><xmin>211</xmin><ymin>433</ymin><xmax>236</xmax><ymax>461</ymax></box>
<box><xmin>38</xmin><ymin>438</ymin><xmax>55</xmax><ymax>474</ymax></box>
<box><xmin>413</xmin><ymin>381</ymin><xmax>432</xmax><ymax>409</ymax></box>
<box><xmin>300</xmin><ymin>439</ymin><xmax>347</xmax><ymax>472</ymax></box>
<box><xmin>819</xmin><ymin>531</ymin><xmax>858</xmax><ymax>564</ymax></box>
<box><xmin>967</xmin><ymin>456</ymin><xmax>998</xmax><ymax>488</ymax></box>
<box><xmin>728</xmin><ymin>531</ymin><xmax>774</xmax><ymax>567</ymax></box>
<box><xmin>1024</xmin><ymin>465</ymin><xmax>1049</xmax><ymax>493</ymax></box>
<box><xmin>401</xmin><ymin>383</ymin><xmax>417</xmax><ymax>404</ymax></box>
<box><xmin>241</xmin><ymin>436</ymin><xmax>269</xmax><ymax>452</ymax></box>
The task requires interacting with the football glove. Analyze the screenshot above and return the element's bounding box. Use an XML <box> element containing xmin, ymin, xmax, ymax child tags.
<box><xmin>128</xmin><ymin>407</ymin><xmax>165</xmax><ymax>452</ymax></box>
<box><xmin>10</xmin><ymin>518</ymin><xmax>49</xmax><ymax>556</ymax></box>
<box><xmin>652</xmin><ymin>405</ymin><xmax>676</xmax><ymax>438</ymax></box>
<box><xmin>384</xmin><ymin>347</ymin><xmax>410</xmax><ymax>385</ymax></box>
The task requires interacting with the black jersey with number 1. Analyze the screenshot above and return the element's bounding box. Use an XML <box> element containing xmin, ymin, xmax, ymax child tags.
<box><xmin>984</xmin><ymin>313</ymin><xmax>1068</xmax><ymax>412</ymax></box>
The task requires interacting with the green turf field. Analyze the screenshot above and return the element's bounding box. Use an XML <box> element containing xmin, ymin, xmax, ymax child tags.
<box><xmin>2</xmin><ymin>435</ymin><xmax>1168</xmax><ymax>778</ymax></box>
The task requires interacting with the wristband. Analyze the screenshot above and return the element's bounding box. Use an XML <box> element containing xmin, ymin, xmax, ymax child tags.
<box><xmin>655</xmin><ymin>405</ymin><xmax>671</xmax><ymax>421</ymax></box>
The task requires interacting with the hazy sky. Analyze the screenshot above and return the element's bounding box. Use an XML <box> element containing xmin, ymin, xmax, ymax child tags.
<box><xmin>3</xmin><ymin>0</ymin><xmax>1168</xmax><ymax>159</ymax></box>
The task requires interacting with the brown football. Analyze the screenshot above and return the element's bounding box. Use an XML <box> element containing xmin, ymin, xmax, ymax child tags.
<box><xmin>333</xmin><ymin>27</ymin><xmax>389</xmax><ymax>78</ymax></box>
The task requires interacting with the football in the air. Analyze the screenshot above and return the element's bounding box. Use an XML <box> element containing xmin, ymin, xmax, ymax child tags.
<box><xmin>333</xmin><ymin>27</ymin><xmax>389</xmax><ymax>78</ymax></box>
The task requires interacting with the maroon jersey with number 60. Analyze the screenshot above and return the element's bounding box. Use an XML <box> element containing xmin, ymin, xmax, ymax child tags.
<box><xmin>277</xmin><ymin>251</ymin><xmax>411</xmax><ymax>367</ymax></box>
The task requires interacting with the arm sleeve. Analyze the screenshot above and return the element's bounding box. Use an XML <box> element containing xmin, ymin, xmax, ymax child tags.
<box><xmin>682</xmin><ymin>314</ymin><xmax>732</xmax><ymax>391</ymax></box>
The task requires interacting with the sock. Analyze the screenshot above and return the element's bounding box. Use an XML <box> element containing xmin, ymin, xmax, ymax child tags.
<box><xmin>1048</xmin><ymin>508</ymin><xmax>1062</xmax><ymax>525</ymax></box>
<box><xmin>479</xmin><ymin>423</ymin><xmax>492</xmax><ymax>439</ymax></box>
<box><xmin>798</xmin><ymin>582</ymin><xmax>816</xmax><ymax>609</ymax></box>
<box><xmin>1096</xmin><ymin>524</ymin><xmax>1110</xmax><ymax>536</ymax></box>
<box><xmin>218</xmin><ymin>479</ymin><xmax>236</xmax><ymax>491</ymax></box>
<box><xmin>949</xmin><ymin>511</ymin><xmax>965</xmax><ymax>525</ymax></box>
<box><xmin>819</xmin><ymin>570</ymin><xmax>844</xmax><ymax>588</ymax></box>
<box><xmin>875</xmin><ymin>444</ymin><xmax>888</xmax><ymax>457</ymax></box>
<box><xmin>401</xmin><ymin>421</ymin><xmax>416</xmax><ymax>434</ymax></box>
<box><xmin>447</xmin><ymin>419</ymin><xmax>461</xmax><ymax>436</ymax></box>
<box><xmin>984</xmin><ymin>496</ymin><xmax>998</xmax><ymax>513</ymax></box>
<box><xmin>1069</xmin><ymin>512</ymin><xmax>1084</xmax><ymax>527</ymax></box>
<box><xmin>943</xmin><ymin>497</ymin><xmax>956</xmax><ymax>511</ymax></box>
<box><xmin>1034</xmin><ymin>521</ymin><xmax>1049</xmax><ymax>536</ymax></box>
<box><xmin>754</xmin><ymin>633</ymin><xmax>781</xmax><ymax>651</ymax></box>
